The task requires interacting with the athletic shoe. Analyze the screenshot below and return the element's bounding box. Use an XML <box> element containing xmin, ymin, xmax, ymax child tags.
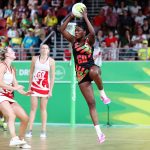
<box><xmin>98</xmin><ymin>133</ymin><xmax>105</xmax><ymax>144</ymax></box>
<box><xmin>40</xmin><ymin>131</ymin><xmax>47</xmax><ymax>138</ymax></box>
<box><xmin>19</xmin><ymin>143</ymin><xmax>31</xmax><ymax>149</ymax></box>
<box><xmin>25</xmin><ymin>131</ymin><xmax>32</xmax><ymax>138</ymax></box>
<box><xmin>9</xmin><ymin>136</ymin><xmax>26</xmax><ymax>147</ymax></box>
<box><xmin>101</xmin><ymin>96</ymin><xmax>111</xmax><ymax>104</ymax></box>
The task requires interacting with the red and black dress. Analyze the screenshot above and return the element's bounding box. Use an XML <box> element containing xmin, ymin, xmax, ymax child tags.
<box><xmin>72</xmin><ymin>38</ymin><xmax>95</xmax><ymax>84</ymax></box>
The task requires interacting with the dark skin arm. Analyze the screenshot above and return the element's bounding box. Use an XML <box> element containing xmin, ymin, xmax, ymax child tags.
<box><xmin>82</xmin><ymin>8</ymin><xmax>95</xmax><ymax>46</ymax></box>
<box><xmin>60</xmin><ymin>8</ymin><xmax>95</xmax><ymax>45</ymax></box>
<box><xmin>59</xmin><ymin>14</ymin><xmax>75</xmax><ymax>43</ymax></box>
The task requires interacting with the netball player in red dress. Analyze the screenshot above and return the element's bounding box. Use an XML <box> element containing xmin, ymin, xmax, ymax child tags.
<box><xmin>25</xmin><ymin>44</ymin><xmax>55</xmax><ymax>138</ymax></box>
<box><xmin>60</xmin><ymin>9</ymin><xmax>111</xmax><ymax>143</ymax></box>
<box><xmin>0</xmin><ymin>46</ymin><xmax>31</xmax><ymax>148</ymax></box>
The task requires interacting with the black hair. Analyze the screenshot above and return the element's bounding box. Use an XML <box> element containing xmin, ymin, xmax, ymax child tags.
<box><xmin>76</xmin><ymin>21</ymin><xmax>87</xmax><ymax>31</ymax></box>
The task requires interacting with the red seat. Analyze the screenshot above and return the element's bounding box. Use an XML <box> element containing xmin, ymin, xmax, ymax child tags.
<box><xmin>0</xmin><ymin>29</ymin><xmax>8</xmax><ymax>37</ymax></box>
<box><xmin>0</xmin><ymin>19</ymin><xmax>6</xmax><ymax>29</ymax></box>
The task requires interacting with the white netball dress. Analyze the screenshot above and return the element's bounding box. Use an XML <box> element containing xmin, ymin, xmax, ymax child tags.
<box><xmin>31</xmin><ymin>57</ymin><xmax>50</xmax><ymax>97</ymax></box>
<box><xmin>0</xmin><ymin>64</ymin><xmax>15</xmax><ymax>103</ymax></box>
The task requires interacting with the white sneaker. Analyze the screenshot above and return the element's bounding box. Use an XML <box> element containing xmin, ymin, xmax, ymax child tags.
<box><xmin>20</xmin><ymin>143</ymin><xmax>31</xmax><ymax>149</ymax></box>
<box><xmin>40</xmin><ymin>131</ymin><xmax>47</xmax><ymax>138</ymax></box>
<box><xmin>9</xmin><ymin>136</ymin><xmax>26</xmax><ymax>147</ymax></box>
<box><xmin>25</xmin><ymin>131</ymin><xmax>32</xmax><ymax>138</ymax></box>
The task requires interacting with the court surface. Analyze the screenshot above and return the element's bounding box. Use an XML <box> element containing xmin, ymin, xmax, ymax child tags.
<box><xmin>0</xmin><ymin>125</ymin><xmax>150</xmax><ymax>150</ymax></box>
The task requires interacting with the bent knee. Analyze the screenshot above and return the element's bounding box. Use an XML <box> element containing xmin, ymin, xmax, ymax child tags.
<box><xmin>21</xmin><ymin>114</ymin><xmax>29</xmax><ymax>123</ymax></box>
<box><xmin>89</xmin><ymin>67</ymin><xmax>100</xmax><ymax>77</ymax></box>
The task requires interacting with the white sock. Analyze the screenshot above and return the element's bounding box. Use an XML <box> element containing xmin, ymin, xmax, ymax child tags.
<box><xmin>100</xmin><ymin>89</ymin><xmax>107</xmax><ymax>98</ymax></box>
<box><xmin>94</xmin><ymin>125</ymin><xmax>102</xmax><ymax>137</ymax></box>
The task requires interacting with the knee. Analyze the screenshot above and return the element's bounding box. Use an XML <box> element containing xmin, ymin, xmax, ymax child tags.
<box><xmin>22</xmin><ymin>114</ymin><xmax>29</xmax><ymax>123</ymax></box>
<box><xmin>89</xmin><ymin>68</ymin><xmax>99</xmax><ymax>78</ymax></box>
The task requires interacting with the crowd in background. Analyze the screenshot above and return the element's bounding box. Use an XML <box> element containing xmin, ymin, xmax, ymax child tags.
<box><xmin>0</xmin><ymin>0</ymin><xmax>78</xmax><ymax>60</ymax></box>
<box><xmin>92</xmin><ymin>0</ymin><xmax>150</xmax><ymax>60</ymax></box>
<box><xmin>0</xmin><ymin>0</ymin><xmax>150</xmax><ymax>61</ymax></box>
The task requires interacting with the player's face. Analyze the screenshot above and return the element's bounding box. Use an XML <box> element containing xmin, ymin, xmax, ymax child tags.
<box><xmin>5</xmin><ymin>47</ymin><xmax>16</xmax><ymax>60</ymax></box>
<box><xmin>40</xmin><ymin>45</ymin><xmax>50</xmax><ymax>55</ymax></box>
<box><xmin>75</xmin><ymin>26</ymin><xmax>85</xmax><ymax>39</ymax></box>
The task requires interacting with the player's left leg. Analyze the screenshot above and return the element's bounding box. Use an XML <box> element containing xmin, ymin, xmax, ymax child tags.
<box><xmin>40</xmin><ymin>97</ymin><xmax>48</xmax><ymax>138</ymax></box>
<box><xmin>89</xmin><ymin>65</ymin><xmax>111</xmax><ymax>104</ymax></box>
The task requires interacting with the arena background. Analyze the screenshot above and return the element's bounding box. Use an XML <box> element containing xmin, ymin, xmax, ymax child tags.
<box><xmin>13</xmin><ymin>61</ymin><xmax>150</xmax><ymax>126</ymax></box>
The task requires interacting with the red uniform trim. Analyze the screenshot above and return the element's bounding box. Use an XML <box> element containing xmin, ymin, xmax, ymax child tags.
<box><xmin>31</xmin><ymin>87</ymin><xmax>49</xmax><ymax>94</ymax></box>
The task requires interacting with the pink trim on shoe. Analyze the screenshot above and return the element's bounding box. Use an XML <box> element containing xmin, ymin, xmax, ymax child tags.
<box><xmin>98</xmin><ymin>133</ymin><xmax>105</xmax><ymax>144</ymax></box>
<box><xmin>101</xmin><ymin>96</ymin><xmax>111</xmax><ymax>104</ymax></box>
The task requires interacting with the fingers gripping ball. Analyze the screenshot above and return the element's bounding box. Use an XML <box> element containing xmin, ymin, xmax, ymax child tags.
<box><xmin>72</xmin><ymin>3</ymin><xmax>86</xmax><ymax>18</ymax></box>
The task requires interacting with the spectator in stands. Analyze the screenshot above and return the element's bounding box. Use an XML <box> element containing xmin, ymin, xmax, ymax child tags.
<box><xmin>4</xmin><ymin>3</ymin><xmax>13</xmax><ymax>18</ymax></box>
<box><xmin>34</xmin><ymin>23</ymin><xmax>46</xmax><ymax>42</ymax></box>
<box><xmin>28</xmin><ymin>0</ymin><xmax>39</xmax><ymax>7</ymax></box>
<box><xmin>63</xmin><ymin>0</ymin><xmax>76</xmax><ymax>12</ymax></box>
<box><xmin>51</xmin><ymin>0</ymin><xmax>61</xmax><ymax>7</ymax></box>
<box><xmin>119</xmin><ymin>29</ymin><xmax>131</xmax><ymax>48</ymax></box>
<box><xmin>17</xmin><ymin>0</ymin><xmax>28</xmax><ymax>19</ymax></box>
<box><xmin>138</xmin><ymin>40</ymin><xmax>150</xmax><ymax>60</ymax></box>
<box><xmin>131</xmin><ymin>27</ymin><xmax>147</xmax><ymax>59</ymax></box>
<box><xmin>6</xmin><ymin>12</ymin><xmax>17</xmax><ymax>29</ymax></box>
<box><xmin>29</xmin><ymin>3</ymin><xmax>39</xmax><ymax>21</ymax></box>
<box><xmin>118</xmin><ymin>10</ymin><xmax>134</xmax><ymax>33</ymax></box>
<box><xmin>0</xmin><ymin>36</ymin><xmax>9</xmax><ymax>48</ymax></box>
<box><xmin>10</xmin><ymin>30</ymin><xmax>22</xmax><ymax>48</ymax></box>
<box><xmin>0</xmin><ymin>6</ymin><xmax>3</xmax><ymax>18</ymax></box>
<box><xmin>8</xmin><ymin>22</ymin><xmax>22</xmax><ymax>39</ymax></box>
<box><xmin>116</xmin><ymin>1</ymin><xmax>128</xmax><ymax>16</ymax></box>
<box><xmin>129</xmin><ymin>0</ymin><xmax>141</xmax><ymax>17</ymax></box>
<box><xmin>43</xmin><ymin>8</ymin><xmax>58</xmax><ymax>32</ymax></box>
<box><xmin>92</xmin><ymin>9</ymin><xmax>106</xmax><ymax>32</ymax></box>
<box><xmin>100</xmin><ymin>41</ymin><xmax>109</xmax><ymax>60</ymax></box>
<box><xmin>118</xmin><ymin>29</ymin><xmax>135</xmax><ymax>60</ymax></box>
<box><xmin>38</xmin><ymin>0</ymin><xmax>49</xmax><ymax>14</ymax></box>
<box><xmin>31</xmin><ymin>12</ymin><xmax>42</xmax><ymax>27</ymax></box>
<box><xmin>105</xmin><ymin>30</ymin><xmax>118</xmax><ymax>60</ymax></box>
<box><xmin>10</xmin><ymin>31</ymin><xmax>23</xmax><ymax>60</ymax></box>
<box><xmin>105</xmin><ymin>30</ymin><xmax>118</xmax><ymax>47</ymax></box>
<box><xmin>63</xmin><ymin>49</ymin><xmax>71</xmax><ymax>61</ymax></box>
<box><xmin>131</xmin><ymin>26</ymin><xmax>147</xmax><ymax>50</ymax></box>
<box><xmin>20</xmin><ymin>13</ymin><xmax>31</xmax><ymax>32</ymax></box>
<box><xmin>94</xmin><ymin>29</ymin><xmax>105</xmax><ymax>48</ymax></box>
<box><xmin>21</xmin><ymin>28</ymin><xmax>39</xmax><ymax>60</ymax></box>
<box><xmin>105</xmin><ymin>6</ymin><xmax>118</xmax><ymax>32</ymax></box>
<box><xmin>142</xmin><ymin>18</ymin><xmax>150</xmax><ymax>35</ymax></box>
<box><xmin>56</xmin><ymin>5</ymin><xmax>68</xmax><ymax>24</ymax></box>
<box><xmin>135</xmin><ymin>9</ymin><xmax>146</xmax><ymax>26</ymax></box>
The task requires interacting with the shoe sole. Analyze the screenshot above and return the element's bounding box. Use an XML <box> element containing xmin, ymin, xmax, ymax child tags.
<box><xmin>104</xmin><ymin>101</ymin><xmax>111</xmax><ymax>105</ymax></box>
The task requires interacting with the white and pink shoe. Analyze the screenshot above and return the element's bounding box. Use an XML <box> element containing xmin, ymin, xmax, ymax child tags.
<box><xmin>101</xmin><ymin>96</ymin><xmax>111</xmax><ymax>104</ymax></box>
<box><xmin>98</xmin><ymin>133</ymin><xmax>106</xmax><ymax>144</ymax></box>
